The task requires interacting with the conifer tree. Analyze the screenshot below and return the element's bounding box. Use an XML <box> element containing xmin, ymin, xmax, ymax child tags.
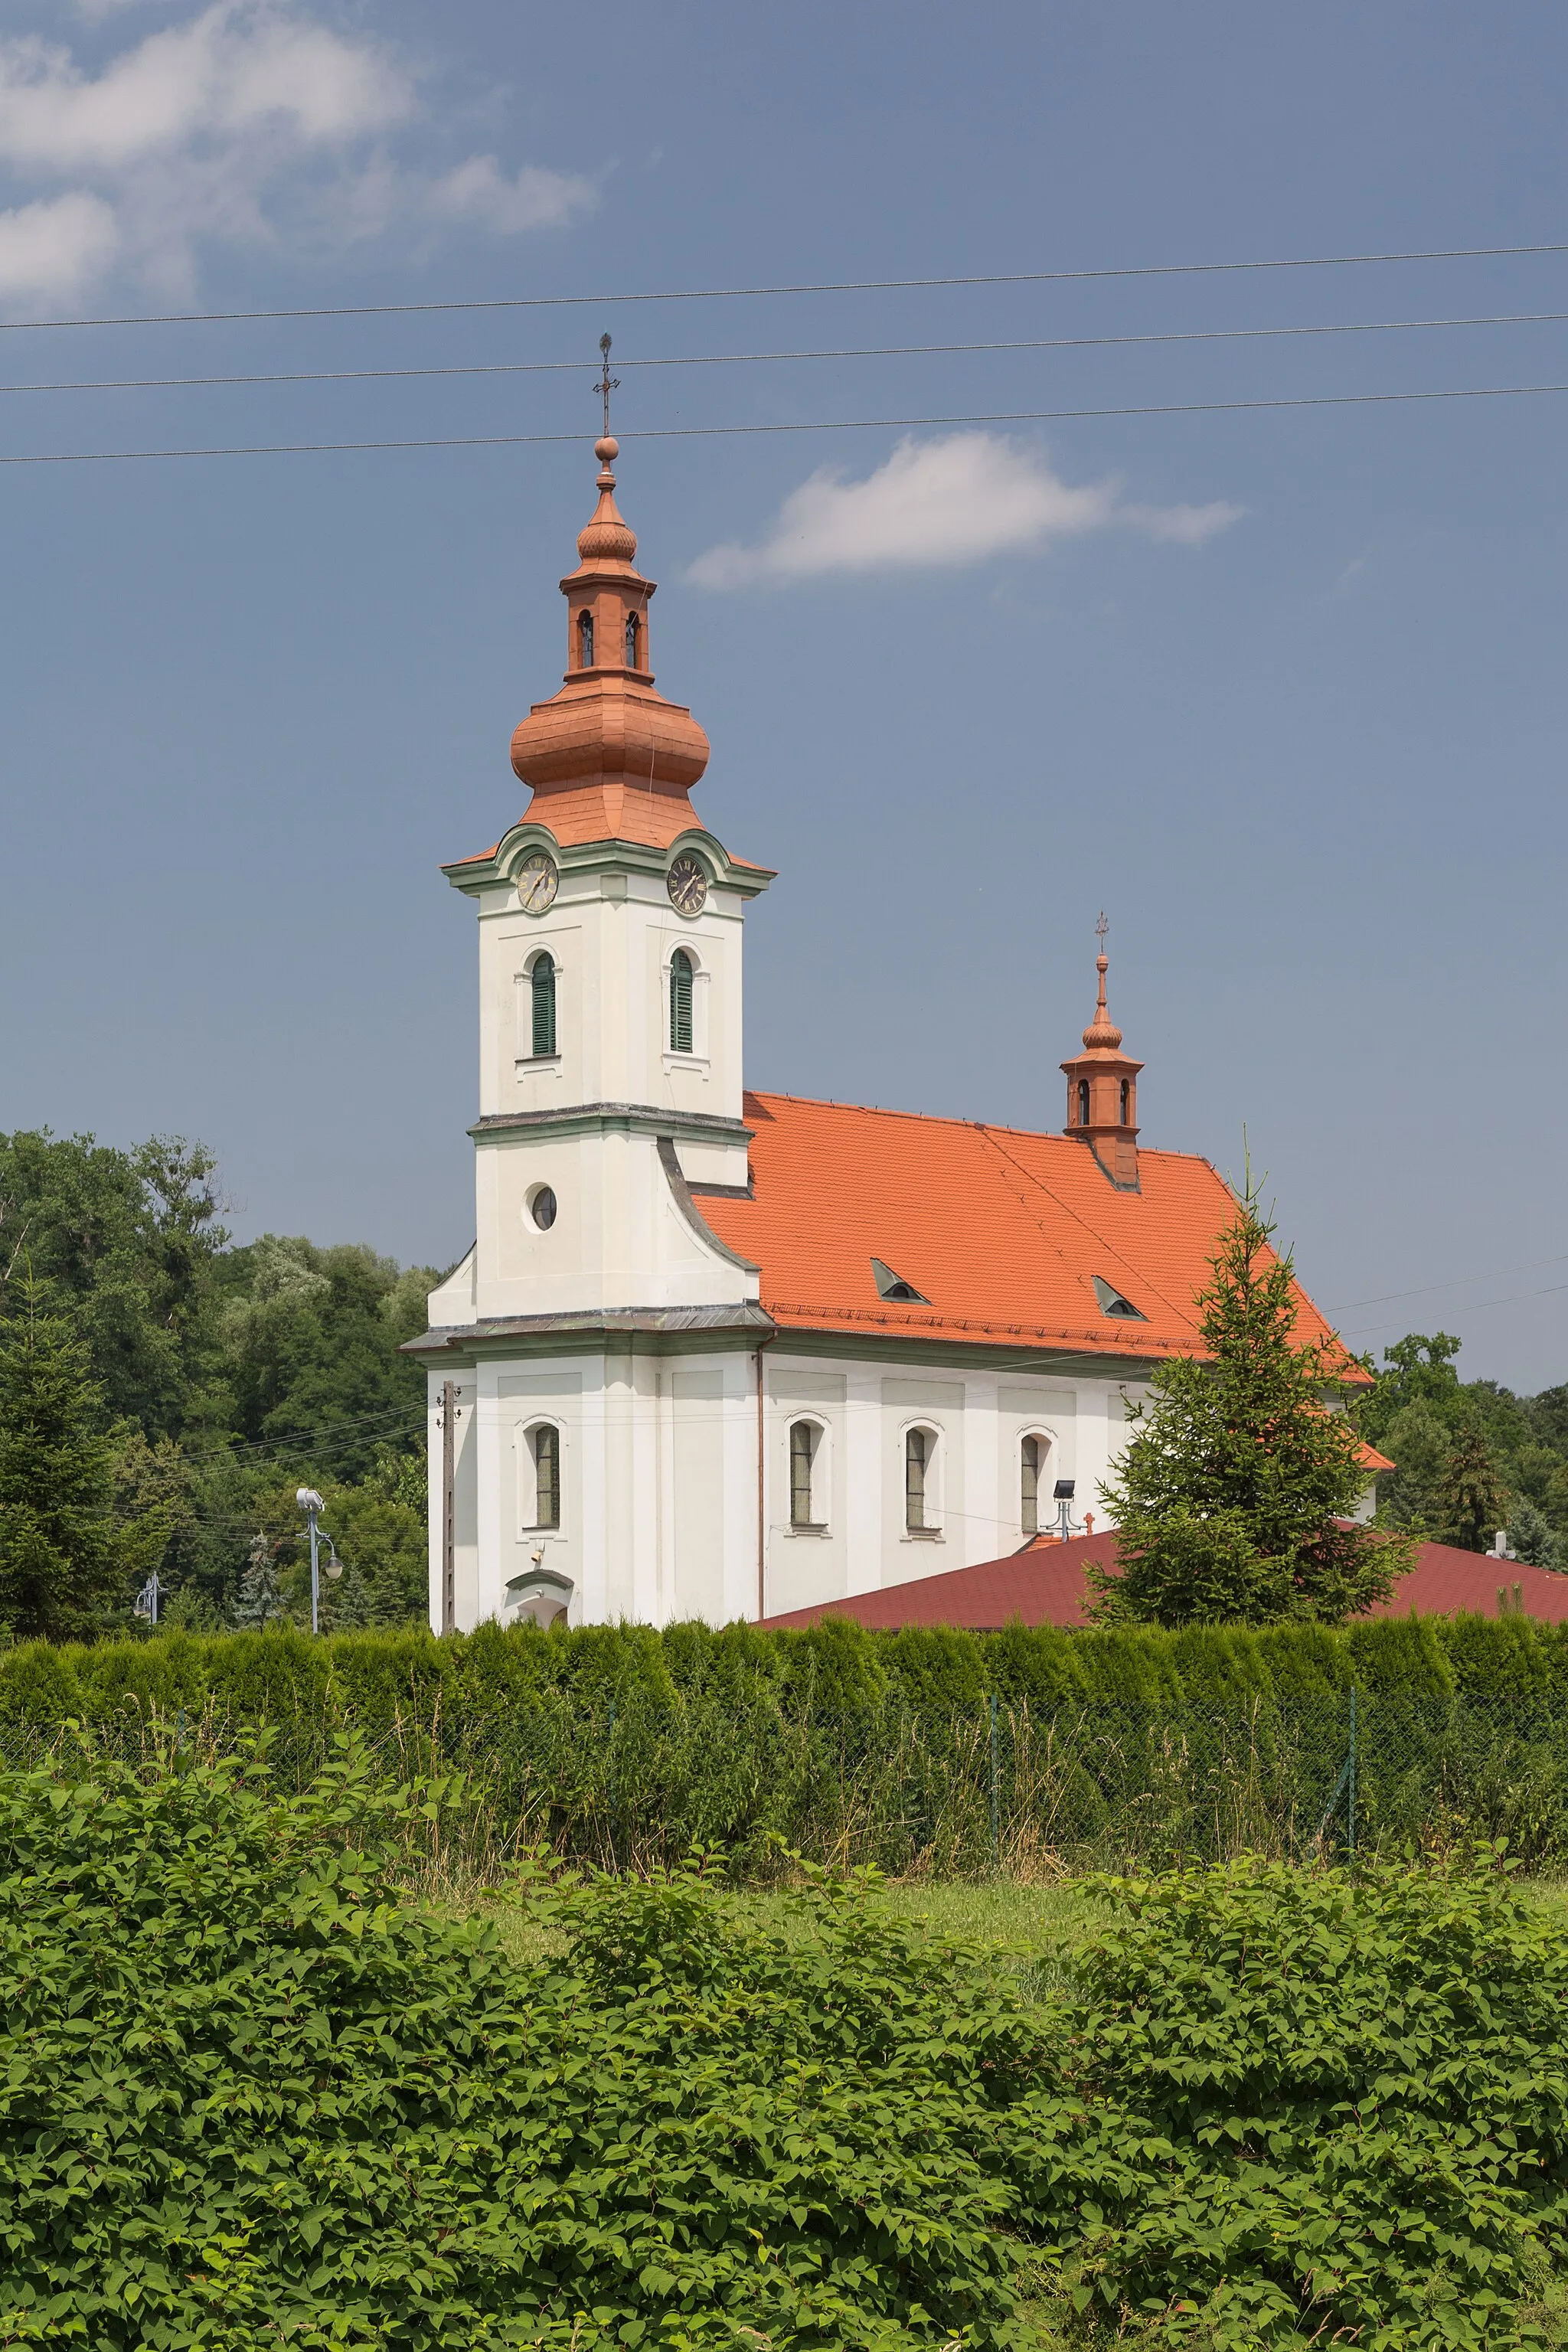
<box><xmin>1089</xmin><ymin>1179</ymin><xmax>1402</xmax><ymax>1625</ymax></box>
<box><xmin>0</xmin><ymin>1280</ymin><xmax>123</xmax><ymax>1638</ymax></box>
<box><xmin>1431</xmin><ymin>1429</ymin><xmax>1511</xmax><ymax>1553</ymax></box>
<box><xmin>233</xmin><ymin>1530</ymin><xmax>289</xmax><ymax>1630</ymax></box>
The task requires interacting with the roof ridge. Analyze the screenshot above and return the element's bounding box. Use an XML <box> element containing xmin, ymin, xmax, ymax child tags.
<box><xmin>743</xmin><ymin>1086</ymin><xmax>1218</xmax><ymax>1165</ymax></box>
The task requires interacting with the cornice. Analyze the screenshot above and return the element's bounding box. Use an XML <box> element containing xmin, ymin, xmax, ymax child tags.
<box><xmin>469</xmin><ymin>1102</ymin><xmax>753</xmax><ymax>1144</ymax></box>
<box><xmin>403</xmin><ymin>1301</ymin><xmax>777</xmax><ymax>1360</ymax></box>
<box><xmin>444</xmin><ymin>821</ymin><xmax>775</xmax><ymax>900</ymax></box>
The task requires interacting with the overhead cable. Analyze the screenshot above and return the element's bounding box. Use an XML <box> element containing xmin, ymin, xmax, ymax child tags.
<box><xmin>4</xmin><ymin>238</ymin><xmax>1568</xmax><ymax>335</ymax></box>
<box><xmin>11</xmin><ymin>377</ymin><xmax>1568</xmax><ymax>466</ymax></box>
<box><xmin>1328</xmin><ymin>1249</ymin><xmax>1568</xmax><ymax>1314</ymax></box>
<box><xmin>8</xmin><ymin>307</ymin><xmax>1568</xmax><ymax>398</ymax></box>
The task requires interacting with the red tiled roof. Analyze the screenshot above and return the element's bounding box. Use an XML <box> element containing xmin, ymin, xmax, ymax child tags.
<box><xmin>761</xmin><ymin>1532</ymin><xmax>1568</xmax><ymax>1630</ymax></box>
<box><xmin>697</xmin><ymin>1091</ymin><xmax>1358</xmax><ymax>1372</ymax></box>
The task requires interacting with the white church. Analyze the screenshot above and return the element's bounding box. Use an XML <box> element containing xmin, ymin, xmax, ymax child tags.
<box><xmin>410</xmin><ymin>433</ymin><xmax>1350</xmax><ymax>1631</ymax></box>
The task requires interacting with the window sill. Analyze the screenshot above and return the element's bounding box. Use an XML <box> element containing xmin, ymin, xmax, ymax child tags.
<box><xmin>903</xmin><ymin>1527</ymin><xmax>944</xmax><ymax>1542</ymax></box>
<box><xmin>787</xmin><ymin>1522</ymin><xmax>830</xmax><ymax>1538</ymax></box>
<box><xmin>516</xmin><ymin>1054</ymin><xmax>562</xmax><ymax>1073</ymax></box>
<box><xmin>662</xmin><ymin>1051</ymin><xmax>710</xmax><ymax>1076</ymax></box>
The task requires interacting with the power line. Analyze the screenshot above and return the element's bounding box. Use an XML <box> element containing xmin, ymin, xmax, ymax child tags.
<box><xmin>1328</xmin><ymin>1250</ymin><xmax>1568</xmax><ymax>1314</ymax></box>
<box><xmin>8</xmin><ymin>307</ymin><xmax>1568</xmax><ymax>398</ymax></box>
<box><xmin>4</xmin><ymin>238</ymin><xmax>1568</xmax><ymax>335</ymax></box>
<box><xmin>9</xmin><ymin>377</ymin><xmax>1568</xmax><ymax>466</ymax></box>
<box><xmin>1341</xmin><ymin>1279</ymin><xmax>1568</xmax><ymax>1338</ymax></box>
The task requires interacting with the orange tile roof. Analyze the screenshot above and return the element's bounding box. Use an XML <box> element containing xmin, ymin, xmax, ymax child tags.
<box><xmin>695</xmin><ymin>1090</ymin><xmax>1361</xmax><ymax>1374</ymax></box>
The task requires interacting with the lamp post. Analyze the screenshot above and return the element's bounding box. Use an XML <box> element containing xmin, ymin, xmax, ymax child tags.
<box><xmin>296</xmin><ymin>1488</ymin><xmax>343</xmax><ymax>1633</ymax></box>
<box><xmin>1050</xmin><ymin>1478</ymin><xmax>1085</xmax><ymax>1544</ymax></box>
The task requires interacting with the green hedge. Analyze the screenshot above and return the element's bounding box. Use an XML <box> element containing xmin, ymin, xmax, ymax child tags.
<box><xmin>6</xmin><ymin>1609</ymin><xmax>1568</xmax><ymax>1729</ymax></box>
<box><xmin>9</xmin><ymin>1615</ymin><xmax>1568</xmax><ymax>1874</ymax></box>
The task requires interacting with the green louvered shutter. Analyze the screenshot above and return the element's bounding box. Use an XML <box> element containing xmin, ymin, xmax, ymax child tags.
<box><xmin>531</xmin><ymin>956</ymin><xmax>557</xmax><ymax>1057</ymax></box>
<box><xmin>670</xmin><ymin>949</ymin><xmax>694</xmax><ymax>1053</ymax></box>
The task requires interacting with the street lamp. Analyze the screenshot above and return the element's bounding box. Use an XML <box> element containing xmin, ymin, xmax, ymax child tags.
<box><xmin>296</xmin><ymin>1488</ymin><xmax>343</xmax><ymax>1633</ymax></box>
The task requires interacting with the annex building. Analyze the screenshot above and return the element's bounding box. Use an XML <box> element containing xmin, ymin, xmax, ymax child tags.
<box><xmin>409</xmin><ymin>435</ymin><xmax>1353</xmax><ymax>1632</ymax></box>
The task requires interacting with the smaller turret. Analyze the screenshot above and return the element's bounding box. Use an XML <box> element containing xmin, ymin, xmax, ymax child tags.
<box><xmin>1060</xmin><ymin>916</ymin><xmax>1142</xmax><ymax>1190</ymax></box>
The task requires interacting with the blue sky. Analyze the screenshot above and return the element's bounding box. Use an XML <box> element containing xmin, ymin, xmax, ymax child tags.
<box><xmin>2</xmin><ymin>2</ymin><xmax>1567</xmax><ymax>1387</ymax></box>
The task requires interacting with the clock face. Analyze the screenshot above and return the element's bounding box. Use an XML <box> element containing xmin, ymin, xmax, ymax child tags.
<box><xmin>667</xmin><ymin>854</ymin><xmax>707</xmax><ymax>917</ymax></box>
<box><xmin>516</xmin><ymin>851</ymin><xmax>559</xmax><ymax>914</ymax></box>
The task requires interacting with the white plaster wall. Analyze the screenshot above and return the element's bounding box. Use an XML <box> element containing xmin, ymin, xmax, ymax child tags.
<box><xmin>475</xmin><ymin>864</ymin><xmax>749</xmax><ymax>1126</ymax></box>
<box><xmin>472</xmin><ymin>1125</ymin><xmax>756</xmax><ymax>1320</ymax></box>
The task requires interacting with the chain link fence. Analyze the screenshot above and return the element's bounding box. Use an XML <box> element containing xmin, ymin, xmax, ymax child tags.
<box><xmin>8</xmin><ymin>1690</ymin><xmax>1568</xmax><ymax>1880</ymax></box>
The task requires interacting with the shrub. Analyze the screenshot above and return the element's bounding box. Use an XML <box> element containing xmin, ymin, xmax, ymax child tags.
<box><xmin>0</xmin><ymin>1743</ymin><xmax>1038</xmax><ymax>2350</ymax></box>
<box><xmin>1024</xmin><ymin>1853</ymin><xmax>1568</xmax><ymax>2346</ymax></box>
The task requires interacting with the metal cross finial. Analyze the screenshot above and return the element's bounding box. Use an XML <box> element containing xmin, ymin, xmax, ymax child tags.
<box><xmin>1096</xmin><ymin>910</ymin><xmax>1109</xmax><ymax>950</ymax></box>
<box><xmin>597</xmin><ymin>332</ymin><xmax>619</xmax><ymax>438</ymax></box>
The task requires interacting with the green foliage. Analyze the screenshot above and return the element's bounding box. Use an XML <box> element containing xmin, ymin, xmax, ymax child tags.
<box><xmin>0</xmin><ymin>1128</ymin><xmax>440</xmax><ymax>1631</ymax></box>
<box><xmin>1033</xmin><ymin>1853</ymin><xmax>1568</xmax><ymax>2346</ymax></box>
<box><xmin>0</xmin><ymin>1282</ymin><xmax>132</xmax><ymax>1639</ymax></box>
<box><xmin>1094</xmin><ymin>1181</ymin><xmax>1400</xmax><ymax>1626</ymax></box>
<box><xmin>1434</xmin><ymin>1427</ymin><xmax>1514</xmax><ymax>1553</ymax></box>
<box><xmin>0</xmin><ymin>1744</ymin><xmax>1035</xmax><ymax>2350</ymax></box>
<box><xmin>0</xmin><ymin>1129</ymin><xmax>227</xmax><ymax>1436</ymax></box>
<box><xmin>5</xmin><ymin>1747</ymin><xmax>1566</xmax><ymax>2348</ymax></box>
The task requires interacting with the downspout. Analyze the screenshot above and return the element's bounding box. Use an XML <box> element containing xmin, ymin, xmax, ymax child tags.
<box><xmin>755</xmin><ymin>1334</ymin><xmax>776</xmax><ymax>1622</ymax></box>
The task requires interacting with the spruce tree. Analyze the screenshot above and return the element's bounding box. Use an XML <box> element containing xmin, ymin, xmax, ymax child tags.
<box><xmin>1089</xmin><ymin>1180</ymin><xmax>1402</xmax><ymax>1626</ymax></box>
<box><xmin>233</xmin><ymin>1530</ymin><xmax>289</xmax><ymax>1630</ymax></box>
<box><xmin>1432</xmin><ymin>1429</ymin><xmax>1511</xmax><ymax>1553</ymax></box>
<box><xmin>0</xmin><ymin>1281</ymin><xmax>123</xmax><ymax>1638</ymax></box>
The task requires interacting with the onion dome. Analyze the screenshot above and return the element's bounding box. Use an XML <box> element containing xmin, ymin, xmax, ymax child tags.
<box><xmin>1080</xmin><ymin>954</ymin><xmax>1124</xmax><ymax>1050</ymax></box>
<box><xmin>508</xmin><ymin>439</ymin><xmax>711</xmax><ymax>845</ymax></box>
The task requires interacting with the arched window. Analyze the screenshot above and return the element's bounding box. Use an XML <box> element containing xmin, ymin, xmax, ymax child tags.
<box><xmin>1119</xmin><ymin>1078</ymin><xmax>1131</xmax><ymax>1125</ymax></box>
<box><xmin>905</xmin><ymin>1427</ymin><xmax>929</xmax><ymax>1532</ymax></box>
<box><xmin>577</xmin><ymin>609</ymin><xmax>594</xmax><ymax>667</ymax></box>
<box><xmin>531</xmin><ymin>954</ymin><xmax>557</xmax><ymax>1057</ymax></box>
<box><xmin>669</xmin><ymin>948</ymin><xmax>694</xmax><ymax>1053</ymax></box>
<box><xmin>789</xmin><ymin>1420</ymin><xmax>822</xmax><ymax>1528</ymax></box>
<box><xmin>1021</xmin><ymin>1435</ymin><xmax>1041</xmax><ymax>1536</ymax></box>
<box><xmin>531</xmin><ymin>1425</ymin><xmax>560</xmax><ymax>1529</ymax></box>
<box><xmin>1077</xmin><ymin>1079</ymin><xmax>1091</xmax><ymax>1126</ymax></box>
<box><xmin>625</xmin><ymin>611</ymin><xmax>640</xmax><ymax>668</ymax></box>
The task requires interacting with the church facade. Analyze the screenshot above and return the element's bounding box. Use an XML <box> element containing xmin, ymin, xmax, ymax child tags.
<box><xmin>410</xmin><ymin>435</ymin><xmax>1351</xmax><ymax>1632</ymax></box>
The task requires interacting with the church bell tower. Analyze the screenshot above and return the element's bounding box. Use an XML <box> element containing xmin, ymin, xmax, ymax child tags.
<box><xmin>434</xmin><ymin>409</ymin><xmax>774</xmax><ymax>1327</ymax></box>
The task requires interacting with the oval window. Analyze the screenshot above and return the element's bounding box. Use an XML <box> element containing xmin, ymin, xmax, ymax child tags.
<box><xmin>531</xmin><ymin>1186</ymin><xmax>557</xmax><ymax>1230</ymax></box>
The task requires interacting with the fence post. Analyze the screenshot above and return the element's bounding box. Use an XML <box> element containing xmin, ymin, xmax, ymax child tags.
<box><xmin>988</xmin><ymin>1692</ymin><xmax>1001</xmax><ymax>1874</ymax></box>
<box><xmin>1348</xmin><ymin>1684</ymin><xmax>1357</xmax><ymax>1865</ymax></box>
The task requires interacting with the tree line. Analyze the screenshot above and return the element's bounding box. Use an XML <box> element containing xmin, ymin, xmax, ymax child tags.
<box><xmin>0</xmin><ymin>1125</ymin><xmax>1561</xmax><ymax>1643</ymax></box>
<box><xmin>0</xmin><ymin>1128</ymin><xmax>438</xmax><ymax>1641</ymax></box>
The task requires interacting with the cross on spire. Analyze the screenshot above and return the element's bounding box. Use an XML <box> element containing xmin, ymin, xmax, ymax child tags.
<box><xmin>597</xmin><ymin>332</ymin><xmax>619</xmax><ymax>440</ymax></box>
<box><xmin>1095</xmin><ymin>910</ymin><xmax>1109</xmax><ymax>950</ymax></box>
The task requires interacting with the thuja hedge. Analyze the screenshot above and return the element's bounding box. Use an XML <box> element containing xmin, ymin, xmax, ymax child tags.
<box><xmin>0</xmin><ymin>1608</ymin><xmax>1564</xmax><ymax>1729</ymax></box>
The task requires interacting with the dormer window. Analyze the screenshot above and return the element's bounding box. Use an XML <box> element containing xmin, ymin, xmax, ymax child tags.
<box><xmin>577</xmin><ymin>610</ymin><xmax>594</xmax><ymax>668</ymax></box>
<box><xmin>1077</xmin><ymin>1080</ymin><xmax>1091</xmax><ymax>1125</ymax></box>
<box><xmin>625</xmin><ymin>611</ymin><xmax>640</xmax><ymax>668</ymax></box>
<box><xmin>1092</xmin><ymin>1274</ymin><xmax>1146</xmax><ymax>1321</ymax></box>
<box><xmin>871</xmin><ymin>1257</ymin><xmax>929</xmax><ymax>1304</ymax></box>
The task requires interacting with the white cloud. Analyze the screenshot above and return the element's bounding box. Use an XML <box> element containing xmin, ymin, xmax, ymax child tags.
<box><xmin>430</xmin><ymin>154</ymin><xmax>594</xmax><ymax>237</ymax></box>
<box><xmin>0</xmin><ymin>4</ymin><xmax>593</xmax><ymax>312</ymax></box>
<box><xmin>0</xmin><ymin>189</ymin><xmax>118</xmax><ymax>302</ymax></box>
<box><xmin>688</xmin><ymin>433</ymin><xmax>1244</xmax><ymax>589</ymax></box>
